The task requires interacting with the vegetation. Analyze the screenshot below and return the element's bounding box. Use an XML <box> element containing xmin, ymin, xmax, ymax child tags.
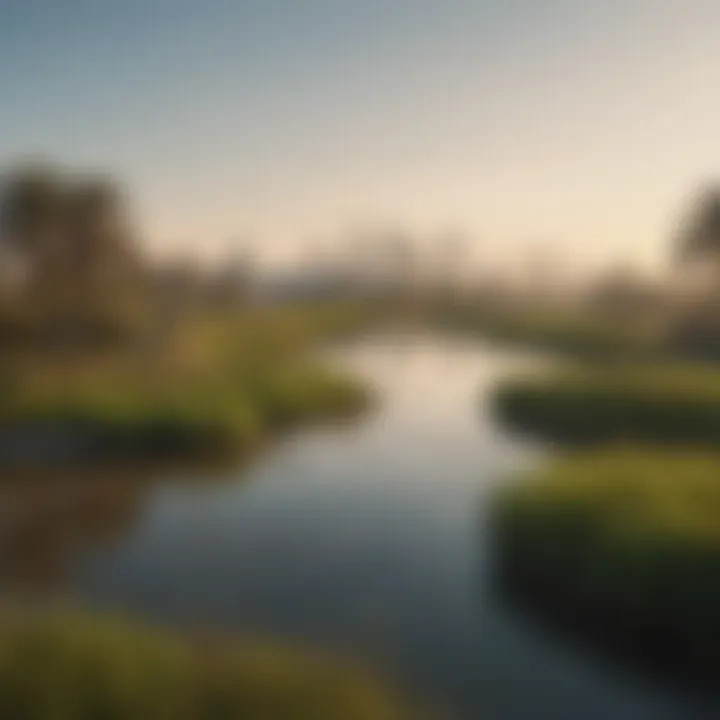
<box><xmin>0</xmin><ymin>609</ymin><xmax>413</xmax><ymax>720</ymax></box>
<box><xmin>493</xmin><ymin>362</ymin><xmax>720</xmax><ymax>444</ymax></box>
<box><xmin>483</xmin><ymin>185</ymin><xmax>720</xmax><ymax>693</ymax></box>
<box><xmin>492</xmin><ymin>449</ymin><xmax>720</xmax><ymax>689</ymax></box>
<box><xmin>0</xmin><ymin>162</ymin><xmax>146</xmax><ymax>345</ymax></box>
<box><xmin>675</xmin><ymin>184</ymin><xmax>720</xmax><ymax>265</ymax></box>
<box><xmin>473</xmin><ymin>311</ymin><xmax>653</xmax><ymax>357</ymax></box>
<box><xmin>0</xmin><ymin>160</ymin><xmax>380</xmax><ymax>465</ymax></box>
<box><xmin>0</xmin><ymin>304</ymin><xmax>373</xmax><ymax>465</ymax></box>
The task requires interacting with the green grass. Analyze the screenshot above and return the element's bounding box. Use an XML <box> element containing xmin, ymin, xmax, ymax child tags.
<box><xmin>493</xmin><ymin>362</ymin><xmax>720</xmax><ymax>444</ymax></box>
<box><xmin>0</xmin><ymin>304</ymin><xmax>374</xmax><ymax>464</ymax></box>
<box><xmin>492</xmin><ymin>449</ymin><xmax>720</xmax><ymax>689</ymax></box>
<box><xmin>0</xmin><ymin>363</ymin><xmax>369</xmax><ymax>462</ymax></box>
<box><xmin>0</xmin><ymin>609</ymin><xmax>413</xmax><ymax>720</ymax></box>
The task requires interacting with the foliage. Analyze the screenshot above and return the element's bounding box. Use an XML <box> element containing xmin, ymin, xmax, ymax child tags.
<box><xmin>0</xmin><ymin>609</ymin><xmax>411</xmax><ymax>720</ymax></box>
<box><xmin>492</xmin><ymin>449</ymin><xmax>720</xmax><ymax>689</ymax></box>
<box><xmin>493</xmin><ymin>362</ymin><xmax>720</xmax><ymax>444</ymax></box>
<box><xmin>0</xmin><ymin>162</ymin><xmax>144</xmax><ymax>340</ymax></box>
<box><xmin>0</xmin><ymin>304</ymin><xmax>374</xmax><ymax>464</ymax></box>
<box><xmin>676</xmin><ymin>185</ymin><xmax>720</xmax><ymax>263</ymax></box>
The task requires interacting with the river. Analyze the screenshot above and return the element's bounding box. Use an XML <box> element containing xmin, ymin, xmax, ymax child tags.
<box><xmin>1</xmin><ymin>334</ymin><xmax>717</xmax><ymax>719</ymax></box>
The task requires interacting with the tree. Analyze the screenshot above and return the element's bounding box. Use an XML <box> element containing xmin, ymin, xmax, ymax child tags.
<box><xmin>65</xmin><ymin>177</ymin><xmax>141</xmax><ymax>296</ymax></box>
<box><xmin>676</xmin><ymin>185</ymin><xmax>720</xmax><ymax>265</ymax></box>
<box><xmin>0</xmin><ymin>162</ymin><xmax>145</xmax><ymax>342</ymax></box>
<box><xmin>0</xmin><ymin>162</ymin><xmax>65</xmax><ymax>252</ymax></box>
<box><xmin>667</xmin><ymin>185</ymin><xmax>720</xmax><ymax>358</ymax></box>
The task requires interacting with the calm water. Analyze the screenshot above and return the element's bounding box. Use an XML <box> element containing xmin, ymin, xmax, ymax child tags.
<box><xmin>1</xmin><ymin>335</ymin><xmax>718</xmax><ymax>719</ymax></box>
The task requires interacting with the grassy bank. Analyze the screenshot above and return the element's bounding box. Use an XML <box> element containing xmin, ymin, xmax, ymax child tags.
<box><xmin>492</xmin><ymin>449</ymin><xmax>720</xmax><ymax>690</ymax></box>
<box><xmin>0</xmin><ymin>303</ymin><xmax>375</xmax><ymax>466</ymax></box>
<box><xmin>0</xmin><ymin>609</ymin><xmax>413</xmax><ymax>719</ymax></box>
<box><xmin>493</xmin><ymin>362</ymin><xmax>720</xmax><ymax>444</ymax></box>
<box><xmin>0</xmin><ymin>364</ymin><xmax>369</xmax><ymax>462</ymax></box>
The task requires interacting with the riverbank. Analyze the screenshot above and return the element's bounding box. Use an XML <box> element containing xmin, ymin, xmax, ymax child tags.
<box><xmin>484</xmin><ymin>335</ymin><xmax>720</xmax><ymax>698</ymax></box>
<box><xmin>0</xmin><ymin>608</ymin><xmax>414</xmax><ymax>720</ymax></box>
<box><xmin>0</xmin><ymin>303</ymin><xmax>376</xmax><ymax>468</ymax></box>
<box><xmin>492</xmin><ymin>362</ymin><xmax>720</xmax><ymax>444</ymax></box>
<box><xmin>491</xmin><ymin>449</ymin><xmax>720</xmax><ymax>692</ymax></box>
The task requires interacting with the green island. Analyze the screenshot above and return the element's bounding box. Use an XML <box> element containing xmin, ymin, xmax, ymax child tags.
<box><xmin>491</xmin><ymin>449</ymin><xmax>720</xmax><ymax>689</ymax></box>
<box><xmin>0</xmin><ymin>609</ymin><xmax>413</xmax><ymax>720</ymax></box>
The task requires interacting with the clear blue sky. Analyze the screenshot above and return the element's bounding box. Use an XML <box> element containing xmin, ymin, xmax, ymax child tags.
<box><xmin>1</xmin><ymin>0</ymin><xmax>719</xmax><ymax>273</ymax></box>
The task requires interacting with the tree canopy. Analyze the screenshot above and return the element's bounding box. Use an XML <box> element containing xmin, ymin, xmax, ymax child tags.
<box><xmin>676</xmin><ymin>185</ymin><xmax>720</xmax><ymax>263</ymax></box>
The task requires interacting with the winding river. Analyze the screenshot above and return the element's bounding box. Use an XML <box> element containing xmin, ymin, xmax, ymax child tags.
<box><xmin>1</xmin><ymin>334</ymin><xmax>718</xmax><ymax>719</ymax></box>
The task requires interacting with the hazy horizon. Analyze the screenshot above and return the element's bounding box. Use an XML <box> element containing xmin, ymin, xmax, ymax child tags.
<box><xmin>2</xmin><ymin>0</ymin><xmax>719</xmax><ymax>274</ymax></box>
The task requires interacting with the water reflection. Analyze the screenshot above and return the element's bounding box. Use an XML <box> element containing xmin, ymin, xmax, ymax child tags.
<box><xmin>0</xmin><ymin>474</ymin><xmax>135</xmax><ymax>592</ymax></box>
<box><xmin>0</xmin><ymin>461</ymin><xmax>242</xmax><ymax>596</ymax></box>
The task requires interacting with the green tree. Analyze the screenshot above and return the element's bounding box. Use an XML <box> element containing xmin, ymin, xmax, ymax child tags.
<box><xmin>0</xmin><ymin>162</ymin><xmax>145</xmax><ymax>342</ymax></box>
<box><xmin>676</xmin><ymin>185</ymin><xmax>720</xmax><ymax>264</ymax></box>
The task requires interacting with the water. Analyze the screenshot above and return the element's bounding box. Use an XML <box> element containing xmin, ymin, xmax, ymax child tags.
<box><xmin>1</xmin><ymin>334</ymin><xmax>717</xmax><ymax>719</ymax></box>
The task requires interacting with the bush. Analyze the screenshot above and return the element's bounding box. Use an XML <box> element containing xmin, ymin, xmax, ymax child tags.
<box><xmin>493</xmin><ymin>363</ymin><xmax>720</xmax><ymax>444</ymax></box>
<box><xmin>492</xmin><ymin>449</ymin><xmax>720</xmax><ymax>689</ymax></box>
<box><xmin>0</xmin><ymin>610</ymin><xmax>412</xmax><ymax>720</ymax></box>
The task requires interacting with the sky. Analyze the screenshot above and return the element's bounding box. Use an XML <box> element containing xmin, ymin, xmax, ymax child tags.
<box><xmin>1</xmin><ymin>0</ymin><xmax>719</xmax><ymax>274</ymax></box>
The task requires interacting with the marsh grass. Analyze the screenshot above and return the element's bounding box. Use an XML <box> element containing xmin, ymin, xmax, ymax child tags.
<box><xmin>0</xmin><ymin>609</ymin><xmax>412</xmax><ymax>720</ymax></box>
<box><xmin>492</xmin><ymin>449</ymin><xmax>720</xmax><ymax>690</ymax></box>
<box><xmin>493</xmin><ymin>363</ymin><xmax>720</xmax><ymax>444</ymax></box>
<box><xmin>0</xmin><ymin>303</ymin><xmax>375</xmax><ymax>465</ymax></box>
